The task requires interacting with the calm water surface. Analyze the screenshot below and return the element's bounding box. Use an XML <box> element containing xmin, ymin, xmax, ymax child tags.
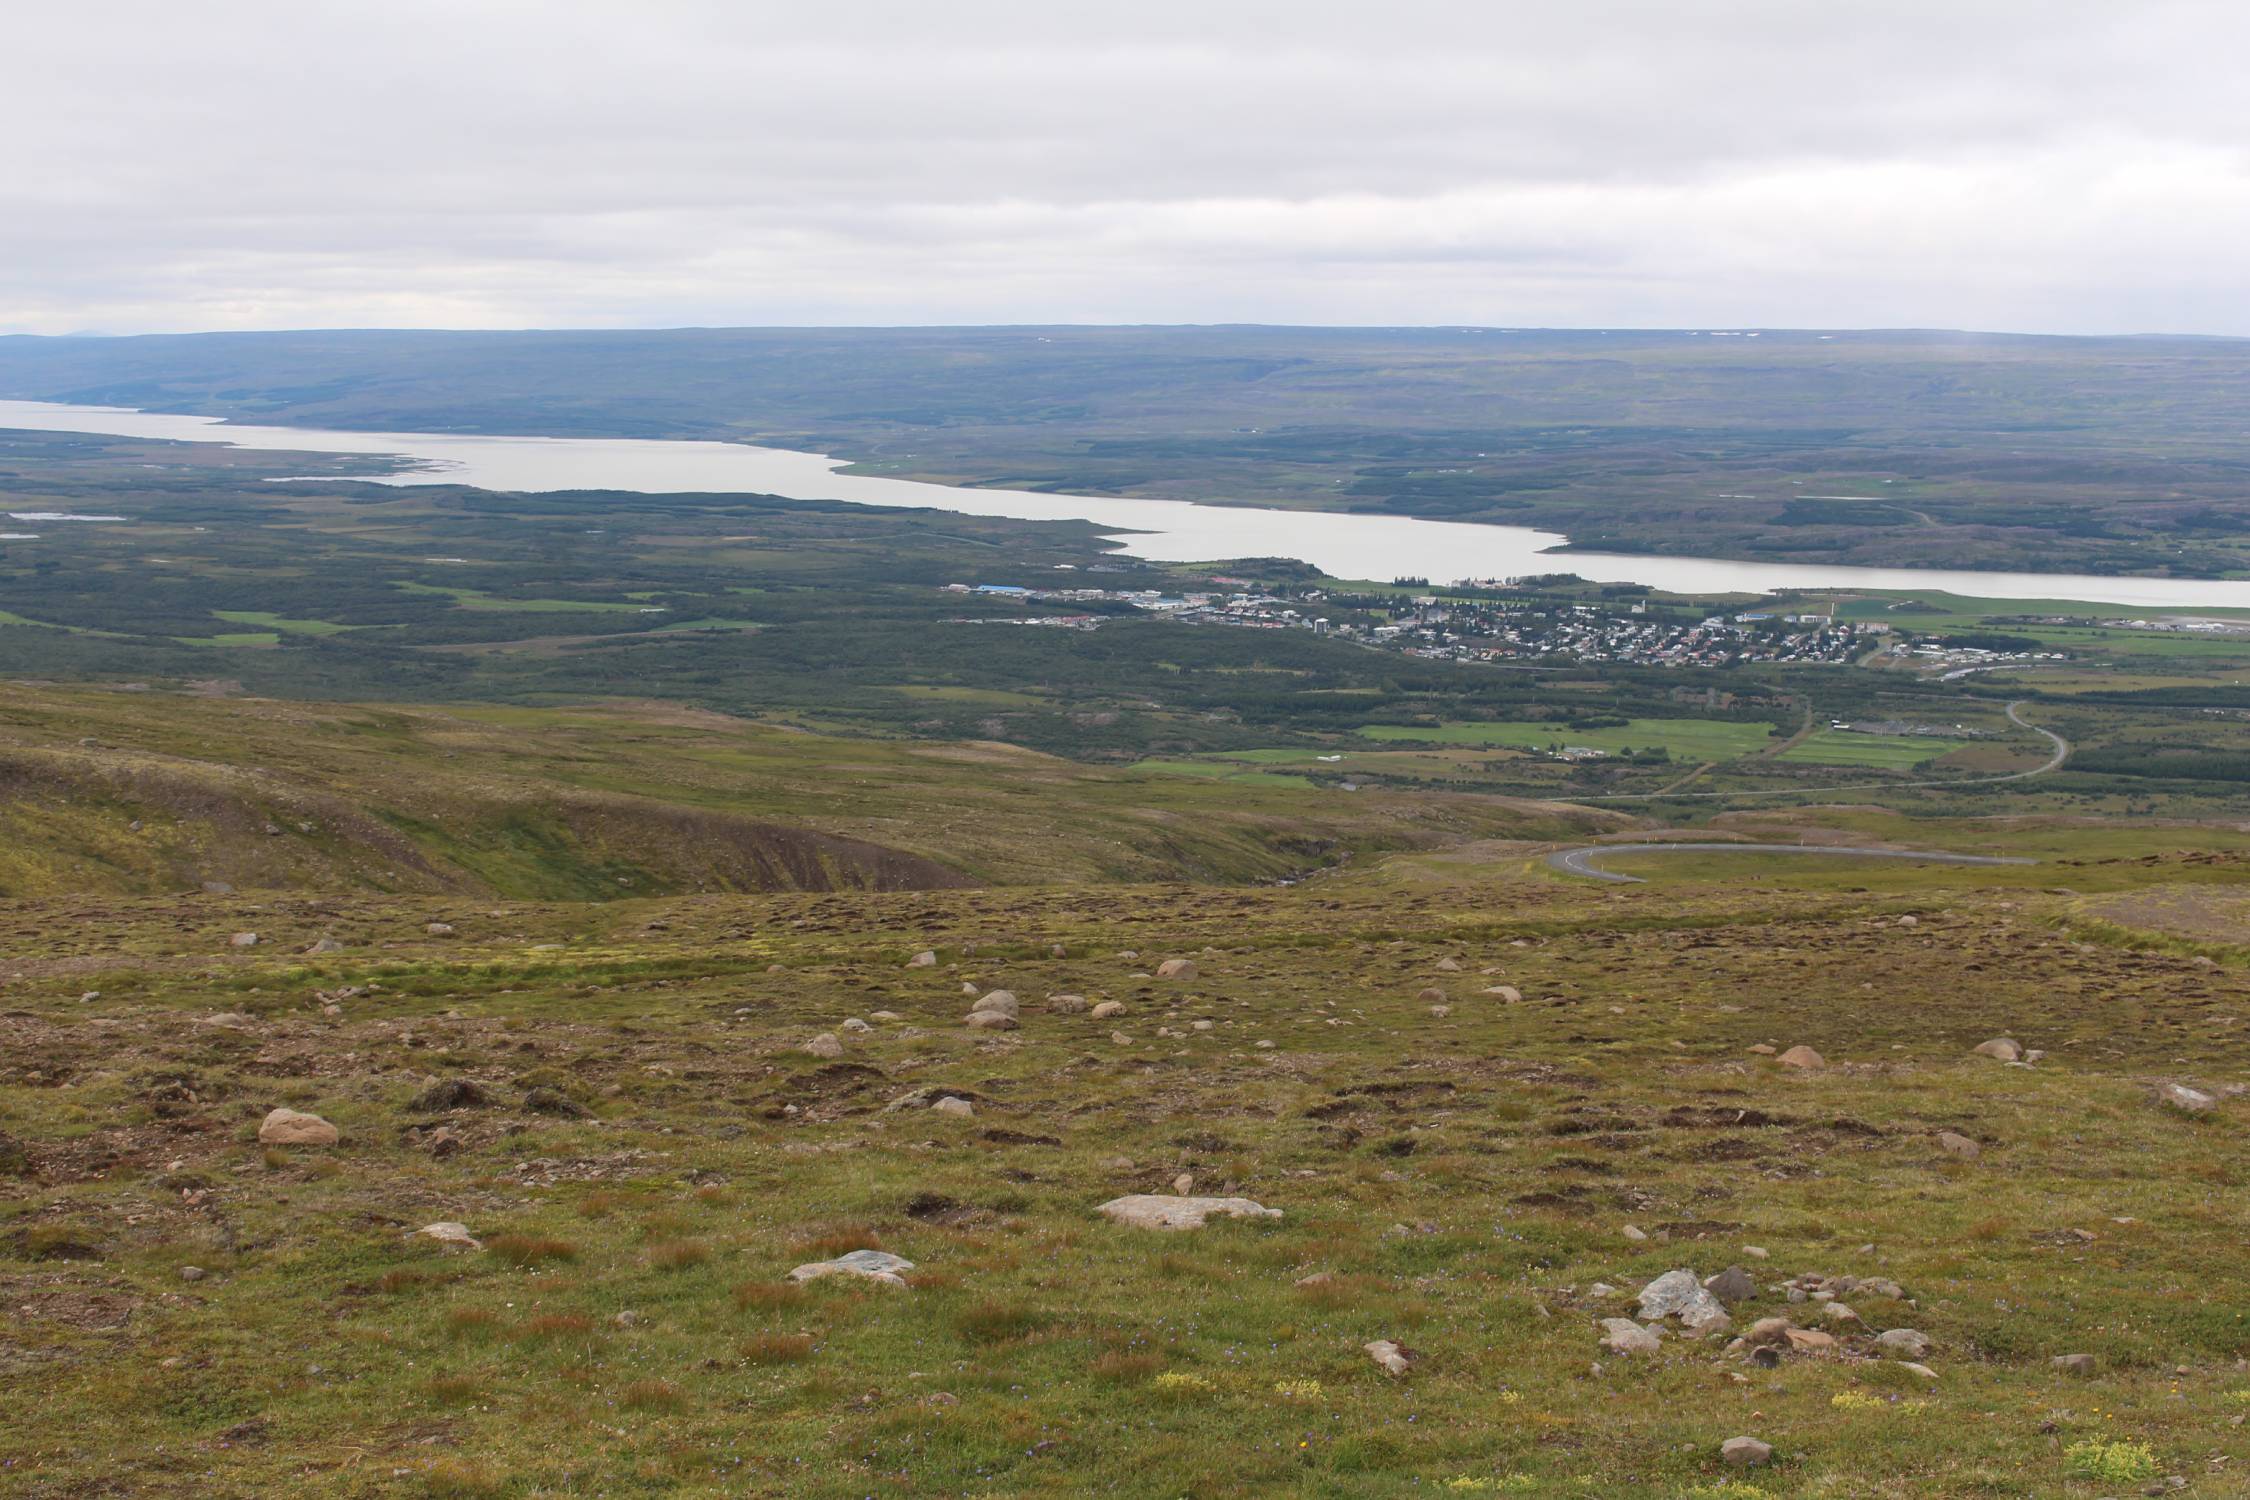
<box><xmin>3</xmin><ymin>399</ymin><xmax>2245</xmax><ymax>610</ymax></box>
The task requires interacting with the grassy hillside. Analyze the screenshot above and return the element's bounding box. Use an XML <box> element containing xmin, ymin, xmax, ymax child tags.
<box><xmin>0</xmin><ymin>683</ymin><xmax>1618</xmax><ymax>898</ymax></box>
<box><xmin>3</xmin><ymin>823</ymin><xmax>2247</xmax><ymax>1495</ymax></box>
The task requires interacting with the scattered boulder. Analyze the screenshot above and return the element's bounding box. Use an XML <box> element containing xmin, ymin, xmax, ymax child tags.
<box><xmin>1776</xmin><ymin>1045</ymin><xmax>1825</xmax><ymax>1069</ymax></box>
<box><xmin>1720</xmin><ymin>1436</ymin><xmax>1773</xmax><ymax>1468</ymax></box>
<box><xmin>907</xmin><ymin>950</ymin><xmax>937</xmax><ymax>967</ymax></box>
<box><xmin>788</xmin><ymin>1248</ymin><xmax>915</xmax><ymax>1287</ymax></box>
<box><xmin>1435</xmin><ymin>957</ymin><xmax>1462</xmax><ymax>972</ymax></box>
<box><xmin>258</xmin><ymin>1108</ymin><xmax>338</xmax><ymax>1147</ymax></box>
<box><xmin>414</xmin><ymin>1222</ymin><xmax>482</xmax><ymax>1250</ymax></box>
<box><xmin>931</xmin><ymin>1096</ymin><xmax>975</xmax><ymax>1118</ymax></box>
<box><xmin>1937</xmin><ymin>1130</ymin><xmax>1981</xmax><ymax>1160</ymax></box>
<box><xmin>1364</xmin><ymin>1339</ymin><xmax>1414</xmax><ymax>1376</ymax></box>
<box><xmin>1095</xmin><ymin>1194</ymin><xmax>1281</xmax><ymax>1231</ymax></box>
<box><xmin>1704</xmin><ymin>1266</ymin><xmax>1758</xmax><ymax>1307</ymax></box>
<box><xmin>1972</xmin><ymin>1038</ymin><xmax>2023</xmax><ymax>1063</ymax></box>
<box><xmin>971</xmin><ymin>990</ymin><xmax>1020</xmax><ymax>1020</ymax></box>
<box><xmin>1877</xmin><ymin>1328</ymin><xmax>1932</xmax><ymax>1358</ymax></box>
<box><xmin>1155</xmin><ymin>959</ymin><xmax>1198</xmax><ymax>981</ymax></box>
<box><xmin>802</xmin><ymin>1033</ymin><xmax>845</xmax><ymax>1059</ymax></box>
<box><xmin>2158</xmin><ymin>1082</ymin><xmax>2216</xmax><ymax>1114</ymax></box>
<box><xmin>1600</xmin><ymin>1317</ymin><xmax>1661</xmax><ymax>1355</ymax></box>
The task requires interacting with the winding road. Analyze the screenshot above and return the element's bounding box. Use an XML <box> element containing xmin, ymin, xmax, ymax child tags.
<box><xmin>1545</xmin><ymin>842</ymin><xmax>2039</xmax><ymax>884</ymax></box>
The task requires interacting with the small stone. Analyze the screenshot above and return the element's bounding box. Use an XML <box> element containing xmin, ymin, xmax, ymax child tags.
<box><xmin>1972</xmin><ymin>1037</ymin><xmax>2023</xmax><ymax>1062</ymax></box>
<box><xmin>1435</xmin><ymin>958</ymin><xmax>1462</xmax><ymax>972</ymax></box>
<box><xmin>1095</xmin><ymin>1194</ymin><xmax>1281</xmax><ymax>1231</ymax></box>
<box><xmin>1156</xmin><ymin>959</ymin><xmax>1199</xmax><ymax>981</ymax></box>
<box><xmin>2158</xmin><ymin>1082</ymin><xmax>2216</xmax><ymax>1113</ymax></box>
<box><xmin>1742</xmin><ymin>1317</ymin><xmax>1795</xmax><ymax>1347</ymax></box>
<box><xmin>802</xmin><ymin>1033</ymin><xmax>844</xmax><ymax>1058</ymax></box>
<box><xmin>1600</xmin><ymin>1317</ymin><xmax>1661</xmax><ymax>1355</ymax></box>
<box><xmin>1937</xmin><ymin>1130</ymin><xmax>1981</xmax><ymax>1159</ymax></box>
<box><xmin>1720</xmin><ymin>1436</ymin><xmax>1773</xmax><ymax>1468</ymax></box>
<box><xmin>931</xmin><ymin>1096</ymin><xmax>974</xmax><ymax>1118</ymax></box>
<box><xmin>414</xmin><ymin>1222</ymin><xmax>482</xmax><ymax>1250</ymax></box>
<box><xmin>788</xmin><ymin>1249</ymin><xmax>915</xmax><ymax>1287</ymax></box>
<box><xmin>1776</xmin><ymin>1045</ymin><xmax>1824</xmax><ymax>1069</ymax></box>
<box><xmin>2051</xmin><ymin>1352</ymin><xmax>2096</xmax><ymax>1376</ymax></box>
<box><xmin>1877</xmin><ymin>1328</ymin><xmax>1932</xmax><ymax>1358</ymax></box>
<box><xmin>257</xmin><ymin>1107</ymin><xmax>338</xmax><ymax>1146</ymax></box>
<box><xmin>1365</xmin><ymin>1339</ymin><xmax>1413</xmax><ymax>1376</ymax></box>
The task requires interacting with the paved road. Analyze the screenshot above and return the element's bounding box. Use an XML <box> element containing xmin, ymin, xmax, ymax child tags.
<box><xmin>1546</xmin><ymin>841</ymin><xmax>2038</xmax><ymax>884</ymax></box>
<box><xmin>1576</xmin><ymin>701</ymin><xmax>2070</xmax><ymax>803</ymax></box>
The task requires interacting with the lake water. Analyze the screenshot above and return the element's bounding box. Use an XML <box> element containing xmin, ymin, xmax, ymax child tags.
<box><xmin>3</xmin><ymin>398</ymin><xmax>2246</xmax><ymax>610</ymax></box>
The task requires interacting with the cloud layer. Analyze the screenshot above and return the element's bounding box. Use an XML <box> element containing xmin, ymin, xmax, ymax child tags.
<box><xmin>6</xmin><ymin>0</ymin><xmax>2246</xmax><ymax>333</ymax></box>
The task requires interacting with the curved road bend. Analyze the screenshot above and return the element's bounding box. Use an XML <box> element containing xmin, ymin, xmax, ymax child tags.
<box><xmin>1546</xmin><ymin>842</ymin><xmax>2038</xmax><ymax>885</ymax></box>
<box><xmin>1574</xmin><ymin>701</ymin><xmax>2070</xmax><ymax>803</ymax></box>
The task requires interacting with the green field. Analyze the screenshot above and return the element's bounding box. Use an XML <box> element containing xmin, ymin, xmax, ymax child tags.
<box><xmin>1359</xmin><ymin>718</ymin><xmax>1777</xmax><ymax>760</ymax></box>
<box><xmin>1778</xmin><ymin>729</ymin><xmax>1969</xmax><ymax>768</ymax></box>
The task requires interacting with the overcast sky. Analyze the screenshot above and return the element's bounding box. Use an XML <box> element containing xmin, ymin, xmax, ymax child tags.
<box><xmin>6</xmin><ymin>1</ymin><xmax>2247</xmax><ymax>335</ymax></box>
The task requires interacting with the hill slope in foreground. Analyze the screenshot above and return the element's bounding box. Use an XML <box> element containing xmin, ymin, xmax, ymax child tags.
<box><xmin>3</xmin><ymin>691</ymin><xmax>2249</xmax><ymax>1496</ymax></box>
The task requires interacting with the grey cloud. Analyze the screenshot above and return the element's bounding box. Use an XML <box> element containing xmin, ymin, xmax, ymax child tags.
<box><xmin>3</xmin><ymin>0</ymin><xmax>2246</xmax><ymax>333</ymax></box>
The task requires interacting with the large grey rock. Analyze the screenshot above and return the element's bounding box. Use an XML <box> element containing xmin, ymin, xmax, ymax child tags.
<box><xmin>1095</xmin><ymin>1194</ymin><xmax>1280</xmax><ymax>1231</ymax></box>
<box><xmin>788</xmin><ymin>1248</ymin><xmax>915</xmax><ymax>1287</ymax></box>
<box><xmin>1639</xmin><ymin>1269</ymin><xmax>1727</xmax><ymax>1329</ymax></box>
